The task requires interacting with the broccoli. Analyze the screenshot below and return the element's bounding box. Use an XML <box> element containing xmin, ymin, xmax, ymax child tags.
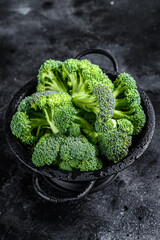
<box><xmin>73</xmin><ymin>84</ymin><xmax>115</xmax><ymax>124</ymax></box>
<box><xmin>10</xmin><ymin>91</ymin><xmax>76</xmax><ymax>144</ymax></box>
<box><xmin>112</xmin><ymin>73</ymin><xmax>137</xmax><ymax>98</ymax></box>
<box><xmin>59</xmin><ymin>135</ymin><xmax>102</xmax><ymax>171</ymax></box>
<box><xmin>117</xmin><ymin>119</ymin><xmax>134</xmax><ymax>135</ymax></box>
<box><xmin>111</xmin><ymin>73</ymin><xmax>146</xmax><ymax>135</ymax></box>
<box><xmin>10</xmin><ymin>111</ymin><xmax>38</xmax><ymax>144</ymax></box>
<box><xmin>32</xmin><ymin>134</ymin><xmax>65</xmax><ymax>167</ymax></box>
<box><xmin>97</xmin><ymin>119</ymin><xmax>132</xmax><ymax>162</ymax></box>
<box><xmin>37</xmin><ymin>60</ymin><xmax>67</xmax><ymax>93</ymax></box>
<box><xmin>113</xmin><ymin>102</ymin><xmax>146</xmax><ymax>135</ymax></box>
<box><xmin>68</xmin><ymin>122</ymin><xmax>81</xmax><ymax>137</ymax></box>
<box><xmin>62</xmin><ymin>59</ymin><xmax>114</xmax><ymax>94</ymax></box>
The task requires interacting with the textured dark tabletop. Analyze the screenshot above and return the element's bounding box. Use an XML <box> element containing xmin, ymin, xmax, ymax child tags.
<box><xmin>0</xmin><ymin>0</ymin><xmax>160</xmax><ymax>239</ymax></box>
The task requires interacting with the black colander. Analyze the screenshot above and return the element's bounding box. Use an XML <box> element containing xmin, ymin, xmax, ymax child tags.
<box><xmin>5</xmin><ymin>49</ymin><xmax>155</xmax><ymax>203</ymax></box>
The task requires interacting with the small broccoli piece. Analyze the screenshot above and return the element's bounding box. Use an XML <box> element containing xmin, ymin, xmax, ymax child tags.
<box><xmin>117</xmin><ymin>119</ymin><xmax>134</xmax><ymax>135</ymax></box>
<box><xmin>37</xmin><ymin>59</ymin><xmax>67</xmax><ymax>93</ymax></box>
<box><xmin>32</xmin><ymin>134</ymin><xmax>65</xmax><ymax>167</ymax></box>
<box><xmin>53</xmin><ymin>105</ymin><xmax>78</xmax><ymax>134</ymax></box>
<box><xmin>113</xmin><ymin>102</ymin><xmax>146</xmax><ymax>135</ymax></box>
<box><xmin>10</xmin><ymin>112</ymin><xmax>38</xmax><ymax>144</ymax></box>
<box><xmin>59</xmin><ymin>135</ymin><xmax>102</xmax><ymax>171</ymax></box>
<box><xmin>97</xmin><ymin>119</ymin><xmax>132</xmax><ymax>162</ymax></box>
<box><xmin>73</xmin><ymin>84</ymin><xmax>115</xmax><ymax>123</ymax></box>
<box><xmin>10</xmin><ymin>91</ymin><xmax>76</xmax><ymax>144</ymax></box>
<box><xmin>95</xmin><ymin>118</ymin><xmax>117</xmax><ymax>133</ymax></box>
<box><xmin>111</xmin><ymin>73</ymin><xmax>146</xmax><ymax>135</ymax></box>
<box><xmin>112</xmin><ymin>73</ymin><xmax>137</xmax><ymax>98</ymax></box>
<box><xmin>98</xmin><ymin>130</ymin><xmax>132</xmax><ymax>162</ymax></box>
<box><xmin>115</xmin><ymin>89</ymin><xmax>141</xmax><ymax>110</ymax></box>
<box><xmin>68</xmin><ymin>122</ymin><xmax>81</xmax><ymax>136</ymax></box>
<box><xmin>17</xmin><ymin>96</ymin><xmax>31</xmax><ymax>114</ymax></box>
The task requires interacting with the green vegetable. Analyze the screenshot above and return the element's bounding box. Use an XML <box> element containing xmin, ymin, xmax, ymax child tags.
<box><xmin>32</xmin><ymin>134</ymin><xmax>65</xmax><ymax>167</ymax></box>
<box><xmin>10</xmin><ymin>91</ymin><xmax>77</xmax><ymax>144</ymax></box>
<box><xmin>59</xmin><ymin>135</ymin><xmax>102</xmax><ymax>171</ymax></box>
<box><xmin>37</xmin><ymin>60</ymin><xmax>67</xmax><ymax>92</ymax></box>
<box><xmin>10</xmin><ymin>58</ymin><xmax>146</xmax><ymax>170</ymax></box>
<box><xmin>112</xmin><ymin>73</ymin><xmax>146</xmax><ymax>135</ymax></box>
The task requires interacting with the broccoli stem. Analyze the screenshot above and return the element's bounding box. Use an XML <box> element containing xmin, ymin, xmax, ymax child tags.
<box><xmin>113</xmin><ymin>109</ymin><xmax>134</xmax><ymax>120</ymax></box>
<box><xmin>72</xmin><ymin>92</ymin><xmax>98</xmax><ymax>113</ymax></box>
<box><xmin>43</xmin><ymin>109</ymin><xmax>59</xmax><ymax>134</ymax></box>
<box><xmin>112</xmin><ymin>84</ymin><xmax>126</xmax><ymax>98</ymax></box>
<box><xmin>115</xmin><ymin>98</ymin><xmax>129</xmax><ymax>109</ymax></box>
<box><xmin>43</xmin><ymin>71</ymin><xmax>67</xmax><ymax>92</ymax></box>
<box><xmin>74</xmin><ymin>116</ymin><xmax>98</xmax><ymax>143</ymax></box>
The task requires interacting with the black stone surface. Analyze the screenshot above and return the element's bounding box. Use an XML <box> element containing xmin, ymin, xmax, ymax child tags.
<box><xmin>0</xmin><ymin>0</ymin><xmax>160</xmax><ymax>239</ymax></box>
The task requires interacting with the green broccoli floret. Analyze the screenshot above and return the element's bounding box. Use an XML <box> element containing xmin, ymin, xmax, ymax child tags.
<box><xmin>32</xmin><ymin>134</ymin><xmax>65</xmax><ymax>167</ymax></box>
<box><xmin>68</xmin><ymin>122</ymin><xmax>81</xmax><ymax>136</ymax></box>
<box><xmin>62</xmin><ymin>59</ymin><xmax>114</xmax><ymax>94</ymax></box>
<box><xmin>10</xmin><ymin>91</ymin><xmax>76</xmax><ymax>144</ymax></box>
<box><xmin>114</xmin><ymin>89</ymin><xmax>141</xmax><ymax>110</ymax></box>
<box><xmin>112</xmin><ymin>73</ymin><xmax>137</xmax><ymax>98</ymax></box>
<box><xmin>73</xmin><ymin>84</ymin><xmax>115</xmax><ymax>123</ymax></box>
<box><xmin>113</xmin><ymin>102</ymin><xmax>146</xmax><ymax>135</ymax></box>
<box><xmin>37</xmin><ymin>60</ymin><xmax>67</xmax><ymax>92</ymax></box>
<box><xmin>97</xmin><ymin>119</ymin><xmax>132</xmax><ymax>162</ymax></box>
<box><xmin>111</xmin><ymin>73</ymin><xmax>146</xmax><ymax>135</ymax></box>
<box><xmin>10</xmin><ymin>112</ymin><xmax>38</xmax><ymax>144</ymax></box>
<box><xmin>59</xmin><ymin>135</ymin><xmax>102</xmax><ymax>171</ymax></box>
<box><xmin>117</xmin><ymin>119</ymin><xmax>134</xmax><ymax>135</ymax></box>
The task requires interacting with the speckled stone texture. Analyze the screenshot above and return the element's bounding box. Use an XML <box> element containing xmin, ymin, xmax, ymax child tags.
<box><xmin>0</xmin><ymin>0</ymin><xmax>160</xmax><ymax>239</ymax></box>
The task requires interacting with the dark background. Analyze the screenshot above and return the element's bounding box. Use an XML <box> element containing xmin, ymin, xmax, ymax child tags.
<box><xmin>0</xmin><ymin>0</ymin><xmax>160</xmax><ymax>239</ymax></box>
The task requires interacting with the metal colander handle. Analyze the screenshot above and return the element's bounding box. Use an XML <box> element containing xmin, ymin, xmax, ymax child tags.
<box><xmin>75</xmin><ymin>48</ymin><xmax>118</xmax><ymax>73</ymax></box>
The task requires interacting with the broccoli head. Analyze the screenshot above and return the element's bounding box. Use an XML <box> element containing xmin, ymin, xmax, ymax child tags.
<box><xmin>10</xmin><ymin>112</ymin><xmax>38</xmax><ymax>144</ymax></box>
<box><xmin>59</xmin><ymin>135</ymin><xmax>102</xmax><ymax>171</ymax></box>
<box><xmin>32</xmin><ymin>134</ymin><xmax>65</xmax><ymax>167</ymax></box>
<box><xmin>37</xmin><ymin>60</ymin><xmax>67</xmax><ymax>93</ymax></box>
<box><xmin>97</xmin><ymin>119</ymin><xmax>132</xmax><ymax>162</ymax></box>
<box><xmin>10</xmin><ymin>91</ymin><xmax>77</xmax><ymax>144</ymax></box>
<box><xmin>112</xmin><ymin>73</ymin><xmax>137</xmax><ymax>98</ymax></box>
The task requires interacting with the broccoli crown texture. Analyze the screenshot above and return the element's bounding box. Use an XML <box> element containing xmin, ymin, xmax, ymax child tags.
<box><xmin>112</xmin><ymin>73</ymin><xmax>146</xmax><ymax>135</ymax></box>
<box><xmin>59</xmin><ymin>135</ymin><xmax>101</xmax><ymax>171</ymax></box>
<box><xmin>117</xmin><ymin>119</ymin><xmax>134</xmax><ymax>135</ymax></box>
<box><xmin>10</xmin><ymin>111</ymin><xmax>38</xmax><ymax>144</ymax></box>
<box><xmin>32</xmin><ymin>134</ymin><xmax>65</xmax><ymax>167</ymax></box>
<box><xmin>113</xmin><ymin>102</ymin><xmax>146</xmax><ymax>135</ymax></box>
<box><xmin>68</xmin><ymin>122</ymin><xmax>81</xmax><ymax>137</ymax></box>
<box><xmin>113</xmin><ymin>73</ymin><xmax>136</xmax><ymax>98</ymax></box>
<box><xmin>10</xmin><ymin>91</ymin><xmax>76</xmax><ymax>144</ymax></box>
<box><xmin>37</xmin><ymin>60</ymin><xmax>67</xmax><ymax>93</ymax></box>
<box><xmin>97</xmin><ymin>119</ymin><xmax>132</xmax><ymax>162</ymax></box>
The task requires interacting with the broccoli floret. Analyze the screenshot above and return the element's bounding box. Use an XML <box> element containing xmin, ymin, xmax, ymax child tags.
<box><xmin>32</xmin><ymin>134</ymin><xmax>65</xmax><ymax>167</ymax></box>
<box><xmin>10</xmin><ymin>91</ymin><xmax>76</xmax><ymax>144</ymax></box>
<box><xmin>73</xmin><ymin>84</ymin><xmax>115</xmax><ymax>123</ymax></box>
<box><xmin>97</xmin><ymin>119</ymin><xmax>132</xmax><ymax>162</ymax></box>
<box><xmin>59</xmin><ymin>135</ymin><xmax>102</xmax><ymax>171</ymax></box>
<box><xmin>114</xmin><ymin>89</ymin><xmax>141</xmax><ymax>110</ymax></box>
<box><xmin>37</xmin><ymin>60</ymin><xmax>67</xmax><ymax>92</ymax></box>
<box><xmin>53</xmin><ymin>105</ymin><xmax>77</xmax><ymax>134</ymax></box>
<box><xmin>17</xmin><ymin>96</ymin><xmax>31</xmax><ymax>114</ymax></box>
<box><xmin>112</xmin><ymin>73</ymin><xmax>137</xmax><ymax>98</ymax></box>
<box><xmin>113</xmin><ymin>102</ymin><xmax>146</xmax><ymax>135</ymax></box>
<box><xmin>117</xmin><ymin>119</ymin><xmax>134</xmax><ymax>135</ymax></box>
<box><xmin>10</xmin><ymin>112</ymin><xmax>38</xmax><ymax>144</ymax></box>
<box><xmin>62</xmin><ymin>58</ymin><xmax>114</xmax><ymax>94</ymax></box>
<box><xmin>98</xmin><ymin>130</ymin><xmax>132</xmax><ymax>163</ymax></box>
<box><xmin>68</xmin><ymin>122</ymin><xmax>81</xmax><ymax>136</ymax></box>
<box><xmin>111</xmin><ymin>73</ymin><xmax>146</xmax><ymax>135</ymax></box>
